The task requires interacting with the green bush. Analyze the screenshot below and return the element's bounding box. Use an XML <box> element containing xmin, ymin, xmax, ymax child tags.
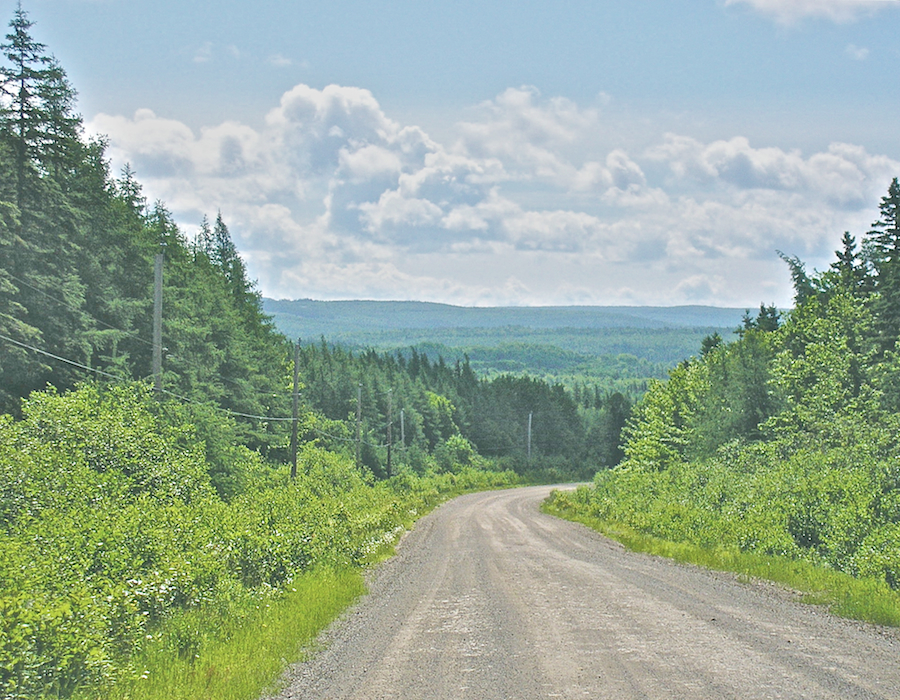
<box><xmin>0</xmin><ymin>382</ymin><xmax>519</xmax><ymax>698</ymax></box>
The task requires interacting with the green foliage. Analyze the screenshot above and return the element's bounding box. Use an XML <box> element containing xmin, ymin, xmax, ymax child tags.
<box><xmin>0</xmin><ymin>383</ymin><xmax>521</xmax><ymax>698</ymax></box>
<box><xmin>85</xmin><ymin>566</ymin><xmax>366</xmax><ymax>700</ymax></box>
<box><xmin>293</xmin><ymin>341</ymin><xmax>615</xmax><ymax>478</ymax></box>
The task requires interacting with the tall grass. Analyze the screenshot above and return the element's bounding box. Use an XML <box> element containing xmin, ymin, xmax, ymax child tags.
<box><xmin>544</xmin><ymin>494</ymin><xmax>900</xmax><ymax>628</ymax></box>
<box><xmin>75</xmin><ymin>567</ymin><xmax>364</xmax><ymax>700</ymax></box>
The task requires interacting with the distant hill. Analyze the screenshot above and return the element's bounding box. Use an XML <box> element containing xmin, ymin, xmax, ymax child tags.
<box><xmin>263</xmin><ymin>300</ymin><xmax>748</xmax><ymax>395</ymax></box>
<box><xmin>263</xmin><ymin>299</ymin><xmax>746</xmax><ymax>334</ymax></box>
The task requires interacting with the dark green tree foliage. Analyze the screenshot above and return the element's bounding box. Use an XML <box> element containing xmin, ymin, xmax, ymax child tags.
<box><xmin>777</xmin><ymin>251</ymin><xmax>815</xmax><ymax>307</ymax></box>
<box><xmin>830</xmin><ymin>231</ymin><xmax>872</xmax><ymax>298</ymax></box>
<box><xmin>0</xmin><ymin>5</ymin><xmax>91</xmax><ymax>405</ymax></box>
<box><xmin>700</xmin><ymin>332</ymin><xmax>723</xmax><ymax>357</ymax></box>
<box><xmin>147</xmin><ymin>203</ymin><xmax>291</xmax><ymax>453</ymax></box>
<box><xmin>690</xmin><ymin>326</ymin><xmax>778</xmax><ymax>457</ymax></box>
<box><xmin>739</xmin><ymin>303</ymin><xmax>780</xmax><ymax>335</ymax></box>
<box><xmin>0</xmin><ymin>8</ymin><xmax>291</xmax><ymax>456</ymax></box>
<box><xmin>582</xmin><ymin>391</ymin><xmax>631</xmax><ymax>467</ymax></box>
<box><xmin>294</xmin><ymin>342</ymin><xmax>614</xmax><ymax>476</ymax></box>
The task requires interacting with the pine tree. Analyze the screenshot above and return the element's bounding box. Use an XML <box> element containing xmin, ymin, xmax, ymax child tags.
<box><xmin>739</xmin><ymin>304</ymin><xmax>780</xmax><ymax>336</ymax></box>
<box><xmin>195</xmin><ymin>214</ymin><xmax>213</xmax><ymax>259</ymax></box>
<box><xmin>0</xmin><ymin>5</ymin><xmax>92</xmax><ymax>407</ymax></box>
<box><xmin>212</xmin><ymin>211</ymin><xmax>237</xmax><ymax>270</ymax></box>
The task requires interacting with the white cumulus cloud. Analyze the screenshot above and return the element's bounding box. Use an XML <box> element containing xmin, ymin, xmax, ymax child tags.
<box><xmin>87</xmin><ymin>84</ymin><xmax>900</xmax><ymax>307</ymax></box>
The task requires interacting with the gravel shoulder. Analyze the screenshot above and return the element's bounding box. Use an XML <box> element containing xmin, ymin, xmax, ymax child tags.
<box><xmin>265</xmin><ymin>485</ymin><xmax>900</xmax><ymax>700</ymax></box>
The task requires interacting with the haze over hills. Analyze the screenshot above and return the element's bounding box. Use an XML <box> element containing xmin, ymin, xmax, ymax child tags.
<box><xmin>263</xmin><ymin>299</ymin><xmax>748</xmax><ymax>393</ymax></box>
<box><xmin>263</xmin><ymin>299</ymin><xmax>747</xmax><ymax>333</ymax></box>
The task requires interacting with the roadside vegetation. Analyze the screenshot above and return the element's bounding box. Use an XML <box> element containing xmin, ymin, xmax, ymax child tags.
<box><xmin>549</xmin><ymin>180</ymin><xmax>900</xmax><ymax>626</ymax></box>
<box><xmin>0</xmin><ymin>382</ymin><xmax>519</xmax><ymax>699</ymax></box>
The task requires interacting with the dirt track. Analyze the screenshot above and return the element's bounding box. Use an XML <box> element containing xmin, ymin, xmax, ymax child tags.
<box><xmin>267</xmin><ymin>485</ymin><xmax>900</xmax><ymax>699</ymax></box>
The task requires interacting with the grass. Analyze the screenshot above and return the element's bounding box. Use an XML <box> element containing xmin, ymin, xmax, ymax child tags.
<box><xmin>74</xmin><ymin>567</ymin><xmax>365</xmax><ymax>700</ymax></box>
<box><xmin>543</xmin><ymin>494</ymin><xmax>900</xmax><ymax>628</ymax></box>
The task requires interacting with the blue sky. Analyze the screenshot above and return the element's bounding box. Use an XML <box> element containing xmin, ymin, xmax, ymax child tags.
<box><xmin>19</xmin><ymin>0</ymin><xmax>900</xmax><ymax>306</ymax></box>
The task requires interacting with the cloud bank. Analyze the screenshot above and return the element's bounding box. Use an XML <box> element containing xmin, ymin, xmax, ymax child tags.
<box><xmin>725</xmin><ymin>0</ymin><xmax>900</xmax><ymax>23</ymax></box>
<box><xmin>88</xmin><ymin>84</ymin><xmax>899</xmax><ymax>307</ymax></box>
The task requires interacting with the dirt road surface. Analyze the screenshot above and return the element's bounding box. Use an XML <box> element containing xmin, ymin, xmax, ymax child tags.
<box><xmin>267</xmin><ymin>485</ymin><xmax>900</xmax><ymax>700</ymax></box>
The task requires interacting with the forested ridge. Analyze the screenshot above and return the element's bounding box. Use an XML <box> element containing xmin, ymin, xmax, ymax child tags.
<box><xmin>265</xmin><ymin>298</ymin><xmax>741</xmax><ymax>398</ymax></box>
<box><xmin>554</xmin><ymin>178</ymin><xmax>900</xmax><ymax>595</ymax></box>
<box><xmin>0</xmin><ymin>8</ymin><xmax>628</xmax><ymax>698</ymax></box>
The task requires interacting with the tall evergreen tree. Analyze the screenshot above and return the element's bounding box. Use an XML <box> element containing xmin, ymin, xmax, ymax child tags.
<box><xmin>0</xmin><ymin>5</ymin><xmax>91</xmax><ymax>407</ymax></box>
<box><xmin>865</xmin><ymin>179</ymin><xmax>900</xmax><ymax>352</ymax></box>
<box><xmin>777</xmin><ymin>251</ymin><xmax>815</xmax><ymax>306</ymax></box>
<box><xmin>212</xmin><ymin>211</ymin><xmax>237</xmax><ymax>270</ymax></box>
<box><xmin>830</xmin><ymin>231</ymin><xmax>872</xmax><ymax>297</ymax></box>
<box><xmin>194</xmin><ymin>214</ymin><xmax>213</xmax><ymax>259</ymax></box>
<box><xmin>0</xmin><ymin>3</ymin><xmax>79</xmax><ymax>201</ymax></box>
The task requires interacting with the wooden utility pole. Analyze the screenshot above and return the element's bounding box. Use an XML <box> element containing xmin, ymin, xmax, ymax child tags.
<box><xmin>386</xmin><ymin>390</ymin><xmax>393</xmax><ymax>477</ymax></box>
<box><xmin>356</xmin><ymin>383</ymin><xmax>362</xmax><ymax>469</ymax></box>
<box><xmin>291</xmin><ymin>339</ymin><xmax>300</xmax><ymax>479</ymax></box>
<box><xmin>400</xmin><ymin>408</ymin><xmax>405</xmax><ymax>447</ymax></box>
<box><xmin>527</xmin><ymin>411</ymin><xmax>533</xmax><ymax>464</ymax></box>
<box><xmin>152</xmin><ymin>248</ymin><xmax>164</xmax><ymax>393</ymax></box>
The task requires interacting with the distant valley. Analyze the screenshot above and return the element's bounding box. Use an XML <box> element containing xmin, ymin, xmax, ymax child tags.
<box><xmin>263</xmin><ymin>299</ymin><xmax>747</xmax><ymax>394</ymax></box>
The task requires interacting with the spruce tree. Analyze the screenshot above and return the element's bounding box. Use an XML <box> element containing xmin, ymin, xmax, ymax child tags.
<box><xmin>195</xmin><ymin>214</ymin><xmax>213</xmax><ymax>259</ymax></box>
<box><xmin>0</xmin><ymin>5</ymin><xmax>90</xmax><ymax>407</ymax></box>
<box><xmin>0</xmin><ymin>3</ymin><xmax>79</xmax><ymax>201</ymax></box>
<box><xmin>777</xmin><ymin>251</ymin><xmax>815</xmax><ymax>306</ymax></box>
<box><xmin>865</xmin><ymin>179</ymin><xmax>900</xmax><ymax>352</ymax></box>
<box><xmin>830</xmin><ymin>231</ymin><xmax>872</xmax><ymax>297</ymax></box>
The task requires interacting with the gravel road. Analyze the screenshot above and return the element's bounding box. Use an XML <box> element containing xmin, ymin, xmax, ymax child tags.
<box><xmin>266</xmin><ymin>485</ymin><xmax>900</xmax><ymax>700</ymax></box>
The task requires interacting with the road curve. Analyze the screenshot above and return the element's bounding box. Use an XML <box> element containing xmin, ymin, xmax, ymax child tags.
<box><xmin>267</xmin><ymin>485</ymin><xmax>900</xmax><ymax>700</ymax></box>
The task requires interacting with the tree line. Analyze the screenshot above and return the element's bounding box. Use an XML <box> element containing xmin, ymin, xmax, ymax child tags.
<box><xmin>294</xmin><ymin>342</ymin><xmax>630</xmax><ymax>478</ymax></box>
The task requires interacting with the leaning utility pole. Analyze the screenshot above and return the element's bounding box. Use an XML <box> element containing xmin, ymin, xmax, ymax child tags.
<box><xmin>152</xmin><ymin>247</ymin><xmax>164</xmax><ymax>393</ymax></box>
<box><xmin>291</xmin><ymin>339</ymin><xmax>300</xmax><ymax>479</ymax></box>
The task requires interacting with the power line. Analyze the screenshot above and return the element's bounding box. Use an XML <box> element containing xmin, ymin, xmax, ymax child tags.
<box><xmin>5</xmin><ymin>265</ymin><xmax>298</xmax><ymax>402</ymax></box>
<box><xmin>2</xmin><ymin>334</ymin><xmax>396</xmax><ymax>446</ymax></box>
<box><xmin>156</xmin><ymin>386</ymin><xmax>296</xmax><ymax>422</ymax></box>
<box><xmin>6</xmin><ymin>272</ymin><xmax>154</xmax><ymax>347</ymax></box>
<box><xmin>0</xmin><ymin>333</ymin><xmax>130</xmax><ymax>382</ymax></box>
<box><xmin>0</xmin><ymin>332</ymin><xmax>296</xmax><ymax>422</ymax></box>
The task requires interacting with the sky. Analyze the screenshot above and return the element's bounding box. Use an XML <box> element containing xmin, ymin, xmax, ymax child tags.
<box><xmin>18</xmin><ymin>0</ymin><xmax>900</xmax><ymax>307</ymax></box>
